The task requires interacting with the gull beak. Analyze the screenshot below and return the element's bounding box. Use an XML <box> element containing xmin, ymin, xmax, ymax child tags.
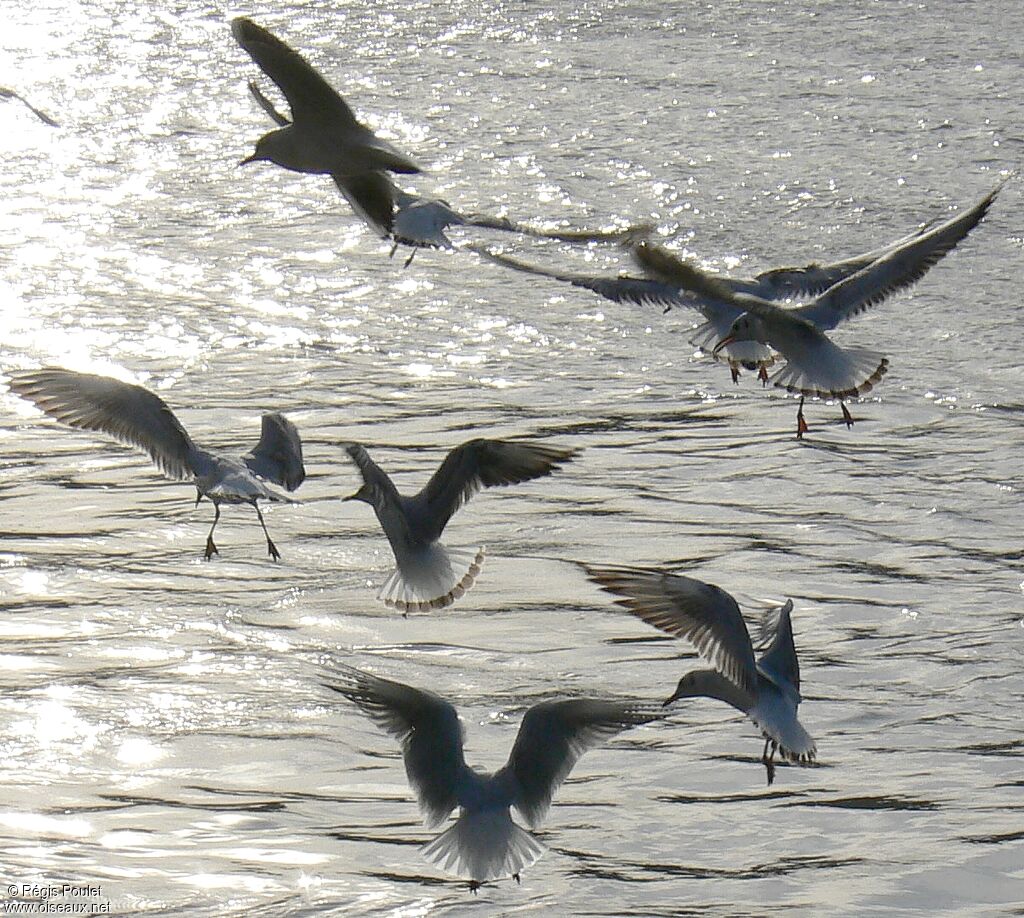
<box><xmin>238</xmin><ymin>153</ymin><xmax>259</xmax><ymax>167</ymax></box>
<box><xmin>712</xmin><ymin>334</ymin><xmax>735</xmax><ymax>357</ymax></box>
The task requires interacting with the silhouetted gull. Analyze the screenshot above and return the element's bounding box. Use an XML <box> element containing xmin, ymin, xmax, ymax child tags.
<box><xmin>632</xmin><ymin>179</ymin><xmax>1005</xmax><ymax>435</ymax></box>
<box><xmin>475</xmin><ymin>181</ymin><xmax>1002</xmax><ymax>392</ymax></box>
<box><xmin>246</xmin><ymin>80</ymin><xmax>651</xmax><ymax>264</ymax></box>
<box><xmin>325</xmin><ymin>663</ymin><xmax>664</xmax><ymax>890</ymax></box>
<box><xmin>7</xmin><ymin>368</ymin><xmax>304</xmax><ymax>561</ymax></box>
<box><xmin>342</xmin><ymin>438</ymin><xmax>577</xmax><ymax>613</ymax></box>
<box><xmin>232</xmin><ymin>17</ymin><xmax>420</xmax><ymax>232</ymax></box>
<box><xmin>583</xmin><ymin>564</ymin><xmax>815</xmax><ymax>785</ymax></box>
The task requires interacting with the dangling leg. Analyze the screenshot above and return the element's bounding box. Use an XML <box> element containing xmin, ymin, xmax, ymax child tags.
<box><xmin>513</xmin><ymin>873</ymin><xmax>521</xmax><ymax>885</ymax></box>
<box><xmin>253</xmin><ymin>502</ymin><xmax>281</xmax><ymax>561</ymax></box>
<box><xmin>796</xmin><ymin>397</ymin><xmax>809</xmax><ymax>439</ymax></box>
<box><xmin>403</xmin><ymin>247</ymin><xmax>417</xmax><ymax>268</ymax></box>
<box><xmin>468</xmin><ymin>880</ymin><xmax>480</xmax><ymax>895</ymax></box>
<box><xmin>841</xmin><ymin>401</ymin><xmax>854</xmax><ymax>429</ymax></box>
<box><xmin>759</xmin><ymin>365</ymin><xmax>769</xmax><ymax>387</ymax></box>
<box><xmin>764</xmin><ymin>740</ymin><xmax>778</xmax><ymax>786</ymax></box>
<box><xmin>195</xmin><ymin>489</ymin><xmax>204</xmax><ymax>508</ymax></box>
<box><xmin>389</xmin><ymin>240</ymin><xmax>399</xmax><ymax>259</ymax></box>
<box><xmin>205</xmin><ymin>502</ymin><xmax>221</xmax><ymax>560</ymax></box>
<box><xmin>730</xmin><ymin>365</ymin><xmax>740</xmax><ymax>384</ymax></box>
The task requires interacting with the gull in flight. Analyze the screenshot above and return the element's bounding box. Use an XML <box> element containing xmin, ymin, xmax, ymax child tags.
<box><xmin>325</xmin><ymin>663</ymin><xmax>664</xmax><ymax>890</ymax></box>
<box><xmin>7</xmin><ymin>368</ymin><xmax>304</xmax><ymax>561</ymax></box>
<box><xmin>583</xmin><ymin>563</ymin><xmax>815</xmax><ymax>785</ymax></box>
<box><xmin>245</xmin><ymin>80</ymin><xmax>651</xmax><ymax>264</ymax></box>
<box><xmin>342</xmin><ymin>438</ymin><xmax>577</xmax><ymax>613</ymax></box>
<box><xmin>632</xmin><ymin>179</ymin><xmax>1005</xmax><ymax>436</ymax></box>
<box><xmin>231</xmin><ymin>17</ymin><xmax>420</xmax><ymax>233</ymax></box>
<box><xmin>0</xmin><ymin>86</ymin><xmax>59</xmax><ymax>127</ymax></box>
<box><xmin>474</xmin><ymin>181</ymin><xmax>1002</xmax><ymax>397</ymax></box>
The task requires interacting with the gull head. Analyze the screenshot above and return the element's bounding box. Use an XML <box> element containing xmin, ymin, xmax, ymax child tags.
<box><xmin>239</xmin><ymin>130</ymin><xmax>289</xmax><ymax>168</ymax></box>
<box><xmin>664</xmin><ymin>671</ymin><xmax>711</xmax><ymax>706</ymax></box>
<box><xmin>713</xmin><ymin>313</ymin><xmax>765</xmax><ymax>355</ymax></box>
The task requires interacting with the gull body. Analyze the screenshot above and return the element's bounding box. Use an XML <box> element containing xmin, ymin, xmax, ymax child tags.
<box><xmin>246</xmin><ymin>80</ymin><xmax>650</xmax><ymax>262</ymax></box>
<box><xmin>326</xmin><ymin>664</ymin><xmax>663</xmax><ymax>889</ymax></box>
<box><xmin>584</xmin><ymin>564</ymin><xmax>815</xmax><ymax>785</ymax></box>
<box><xmin>7</xmin><ymin>368</ymin><xmax>303</xmax><ymax>561</ymax></box>
<box><xmin>343</xmin><ymin>438</ymin><xmax>577</xmax><ymax>613</ymax></box>
<box><xmin>634</xmin><ymin>179</ymin><xmax>1005</xmax><ymax>435</ymax></box>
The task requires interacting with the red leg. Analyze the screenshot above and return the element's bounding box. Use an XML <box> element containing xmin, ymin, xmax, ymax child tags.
<box><xmin>759</xmin><ymin>365</ymin><xmax>769</xmax><ymax>387</ymax></box>
<box><xmin>796</xmin><ymin>397</ymin><xmax>809</xmax><ymax>439</ymax></box>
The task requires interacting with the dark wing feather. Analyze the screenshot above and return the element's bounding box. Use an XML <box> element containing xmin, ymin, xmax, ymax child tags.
<box><xmin>242</xmin><ymin>412</ymin><xmax>305</xmax><ymax>491</ymax></box>
<box><xmin>505</xmin><ymin>698</ymin><xmax>663</xmax><ymax>828</ymax></box>
<box><xmin>231</xmin><ymin>17</ymin><xmax>357</xmax><ymax>129</ymax></box>
<box><xmin>323</xmin><ymin>665</ymin><xmax>466</xmax><ymax>829</ymax></box>
<box><xmin>583</xmin><ymin>563</ymin><xmax>759</xmax><ymax>696</ymax></box>
<box><xmin>7</xmin><ymin>368</ymin><xmax>195</xmax><ymax>480</ymax></box>
<box><xmin>415</xmin><ymin>438</ymin><xmax>578</xmax><ymax>538</ymax></box>
<box><xmin>247</xmin><ymin>80</ymin><xmax>290</xmax><ymax>126</ymax></box>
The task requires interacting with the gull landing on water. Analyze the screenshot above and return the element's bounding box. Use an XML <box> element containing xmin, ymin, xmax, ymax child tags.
<box><xmin>245</xmin><ymin>81</ymin><xmax>652</xmax><ymax>265</ymax></box>
<box><xmin>342</xmin><ymin>438</ymin><xmax>578</xmax><ymax>613</ymax></box>
<box><xmin>583</xmin><ymin>564</ymin><xmax>816</xmax><ymax>785</ymax></box>
<box><xmin>7</xmin><ymin>368</ymin><xmax>304</xmax><ymax>561</ymax></box>
<box><xmin>633</xmin><ymin>179</ymin><xmax>1006</xmax><ymax>437</ymax></box>
<box><xmin>325</xmin><ymin>664</ymin><xmax>664</xmax><ymax>890</ymax></box>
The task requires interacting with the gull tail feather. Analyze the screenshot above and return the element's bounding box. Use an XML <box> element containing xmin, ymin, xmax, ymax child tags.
<box><xmin>420</xmin><ymin>809</ymin><xmax>547</xmax><ymax>883</ymax></box>
<box><xmin>771</xmin><ymin>346</ymin><xmax>888</xmax><ymax>399</ymax></box>
<box><xmin>762</xmin><ymin>718</ymin><xmax>817</xmax><ymax>765</ymax></box>
<box><xmin>377</xmin><ymin>545</ymin><xmax>485</xmax><ymax>614</ymax></box>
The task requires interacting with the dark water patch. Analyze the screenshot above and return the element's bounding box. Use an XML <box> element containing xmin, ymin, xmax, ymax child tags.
<box><xmin>783</xmin><ymin>794</ymin><xmax>940</xmax><ymax>812</ymax></box>
<box><xmin>961</xmin><ymin>828</ymin><xmax>1024</xmax><ymax>845</ymax></box>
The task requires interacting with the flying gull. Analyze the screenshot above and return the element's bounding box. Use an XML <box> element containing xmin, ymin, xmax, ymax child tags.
<box><xmin>583</xmin><ymin>563</ymin><xmax>816</xmax><ymax>785</ymax></box>
<box><xmin>325</xmin><ymin>663</ymin><xmax>664</xmax><ymax>890</ymax></box>
<box><xmin>342</xmin><ymin>438</ymin><xmax>577</xmax><ymax>613</ymax></box>
<box><xmin>7</xmin><ymin>367</ymin><xmax>304</xmax><ymax>561</ymax></box>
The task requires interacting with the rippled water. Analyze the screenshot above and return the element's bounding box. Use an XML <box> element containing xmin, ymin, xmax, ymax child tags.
<box><xmin>2</xmin><ymin>0</ymin><xmax>1023</xmax><ymax>914</ymax></box>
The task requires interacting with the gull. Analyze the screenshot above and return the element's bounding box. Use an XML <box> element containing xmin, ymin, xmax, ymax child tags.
<box><xmin>583</xmin><ymin>563</ymin><xmax>815</xmax><ymax>785</ymax></box>
<box><xmin>325</xmin><ymin>663</ymin><xmax>664</xmax><ymax>890</ymax></box>
<box><xmin>633</xmin><ymin>179</ymin><xmax>1005</xmax><ymax>436</ymax></box>
<box><xmin>0</xmin><ymin>86</ymin><xmax>59</xmax><ymax>127</ymax></box>
<box><xmin>474</xmin><ymin>181</ymin><xmax>1002</xmax><ymax>391</ymax></box>
<box><xmin>246</xmin><ymin>80</ymin><xmax>651</xmax><ymax>264</ymax></box>
<box><xmin>342</xmin><ymin>438</ymin><xmax>577</xmax><ymax>613</ymax></box>
<box><xmin>232</xmin><ymin>17</ymin><xmax>420</xmax><ymax>232</ymax></box>
<box><xmin>6</xmin><ymin>367</ymin><xmax>304</xmax><ymax>561</ymax></box>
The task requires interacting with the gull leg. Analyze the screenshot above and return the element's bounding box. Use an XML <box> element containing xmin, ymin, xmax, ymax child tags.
<box><xmin>468</xmin><ymin>881</ymin><xmax>480</xmax><ymax>895</ymax></box>
<box><xmin>841</xmin><ymin>401</ymin><xmax>854</xmax><ymax>428</ymax></box>
<box><xmin>205</xmin><ymin>502</ymin><xmax>221</xmax><ymax>561</ymax></box>
<box><xmin>195</xmin><ymin>489</ymin><xmax>204</xmax><ymax>508</ymax></box>
<box><xmin>762</xmin><ymin>739</ymin><xmax>778</xmax><ymax>786</ymax></box>
<box><xmin>796</xmin><ymin>397</ymin><xmax>809</xmax><ymax>439</ymax></box>
<box><xmin>389</xmin><ymin>241</ymin><xmax>399</xmax><ymax>259</ymax></box>
<box><xmin>730</xmin><ymin>365</ymin><xmax>740</xmax><ymax>384</ymax></box>
<box><xmin>254</xmin><ymin>502</ymin><xmax>281</xmax><ymax>562</ymax></box>
<box><xmin>403</xmin><ymin>248</ymin><xmax>417</xmax><ymax>268</ymax></box>
<box><xmin>513</xmin><ymin>873</ymin><xmax>521</xmax><ymax>885</ymax></box>
<box><xmin>759</xmin><ymin>365</ymin><xmax>769</xmax><ymax>387</ymax></box>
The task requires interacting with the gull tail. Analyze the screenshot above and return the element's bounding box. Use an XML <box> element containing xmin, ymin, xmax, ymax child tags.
<box><xmin>763</xmin><ymin>719</ymin><xmax>817</xmax><ymax>765</ymax></box>
<box><xmin>771</xmin><ymin>345</ymin><xmax>888</xmax><ymax>400</ymax></box>
<box><xmin>420</xmin><ymin>809</ymin><xmax>547</xmax><ymax>884</ymax></box>
<box><xmin>377</xmin><ymin>544</ymin><xmax>486</xmax><ymax>614</ymax></box>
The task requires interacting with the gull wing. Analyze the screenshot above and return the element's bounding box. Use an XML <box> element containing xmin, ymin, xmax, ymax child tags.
<box><xmin>7</xmin><ymin>367</ymin><xmax>195</xmax><ymax>480</ymax></box>
<box><xmin>247</xmin><ymin>80</ymin><xmax>290</xmax><ymax>127</ymax></box>
<box><xmin>0</xmin><ymin>86</ymin><xmax>59</xmax><ymax>127</ymax></box>
<box><xmin>332</xmin><ymin>172</ymin><xmax>398</xmax><ymax>237</ymax></box>
<box><xmin>793</xmin><ymin>180</ymin><xmax>1005</xmax><ymax>330</ymax></box>
<box><xmin>504</xmin><ymin>698</ymin><xmax>663</xmax><ymax>828</ymax></box>
<box><xmin>583</xmin><ymin>563</ymin><xmax>760</xmax><ymax>696</ymax></box>
<box><xmin>243</xmin><ymin>412</ymin><xmax>305</xmax><ymax>491</ymax></box>
<box><xmin>323</xmin><ymin>665</ymin><xmax>466</xmax><ymax>829</ymax></box>
<box><xmin>756</xmin><ymin>600</ymin><xmax>801</xmax><ymax>695</ymax></box>
<box><xmin>415</xmin><ymin>438</ymin><xmax>578</xmax><ymax>539</ymax></box>
<box><xmin>231</xmin><ymin>17</ymin><xmax>358</xmax><ymax>129</ymax></box>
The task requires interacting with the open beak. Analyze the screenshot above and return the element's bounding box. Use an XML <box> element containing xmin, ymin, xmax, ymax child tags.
<box><xmin>712</xmin><ymin>334</ymin><xmax>735</xmax><ymax>357</ymax></box>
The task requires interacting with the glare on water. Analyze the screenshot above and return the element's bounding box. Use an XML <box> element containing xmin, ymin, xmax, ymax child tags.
<box><xmin>1</xmin><ymin>0</ymin><xmax>1023</xmax><ymax>915</ymax></box>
